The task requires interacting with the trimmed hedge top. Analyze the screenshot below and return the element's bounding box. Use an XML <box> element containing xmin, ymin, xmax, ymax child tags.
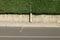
<box><xmin>0</xmin><ymin>0</ymin><xmax>60</xmax><ymax>14</ymax></box>
<box><xmin>0</xmin><ymin>0</ymin><xmax>30</xmax><ymax>13</ymax></box>
<box><xmin>32</xmin><ymin>0</ymin><xmax>60</xmax><ymax>13</ymax></box>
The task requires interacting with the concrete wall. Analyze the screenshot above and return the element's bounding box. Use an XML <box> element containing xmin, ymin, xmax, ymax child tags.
<box><xmin>32</xmin><ymin>15</ymin><xmax>60</xmax><ymax>23</ymax></box>
<box><xmin>0</xmin><ymin>14</ymin><xmax>60</xmax><ymax>24</ymax></box>
<box><xmin>0</xmin><ymin>14</ymin><xmax>29</xmax><ymax>22</ymax></box>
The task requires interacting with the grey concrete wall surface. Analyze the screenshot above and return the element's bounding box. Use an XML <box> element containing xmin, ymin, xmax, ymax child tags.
<box><xmin>0</xmin><ymin>14</ymin><xmax>60</xmax><ymax>24</ymax></box>
<box><xmin>32</xmin><ymin>15</ymin><xmax>60</xmax><ymax>23</ymax></box>
<box><xmin>0</xmin><ymin>14</ymin><xmax>29</xmax><ymax>22</ymax></box>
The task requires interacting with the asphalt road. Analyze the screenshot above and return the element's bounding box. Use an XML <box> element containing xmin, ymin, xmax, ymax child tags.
<box><xmin>0</xmin><ymin>27</ymin><xmax>60</xmax><ymax>40</ymax></box>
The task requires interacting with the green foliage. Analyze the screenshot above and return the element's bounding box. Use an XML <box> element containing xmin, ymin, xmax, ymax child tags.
<box><xmin>0</xmin><ymin>0</ymin><xmax>30</xmax><ymax>13</ymax></box>
<box><xmin>0</xmin><ymin>0</ymin><xmax>60</xmax><ymax>14</ymax></box>
<box><xmin>32</xmin><ymin>0</ymin><xmax>60</xmax><ymax>13</ymax></box>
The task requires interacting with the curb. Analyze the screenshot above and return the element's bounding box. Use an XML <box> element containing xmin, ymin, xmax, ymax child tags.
<box><xmin>0</xmin><ymin>22</ymin><xmax>60</xmax><ymax>27</ymax></box>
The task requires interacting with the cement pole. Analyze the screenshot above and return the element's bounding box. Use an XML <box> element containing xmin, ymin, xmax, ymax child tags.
<box><xmin>29</xmin><ymin>0</ymin><xmax>32</xmax><ymax>23</ymax></box>
<box><xmin>29</xmin><ymin>13</ymin><xmax>32</xmax><ymax>22</ymax></box>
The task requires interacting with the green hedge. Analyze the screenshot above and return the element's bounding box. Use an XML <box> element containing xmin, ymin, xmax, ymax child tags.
<box><xmin>32</xmin><ymin>0</ymin><xmax>60</xmax><ymax>13</ymax></box>
<box><xmin>0</xmin><ymin>0</ymin><xmax>60</xmax><ymax>14</ymax></box>
<box><xmin>0</xmin><ymin>0</ymin><xmax>30</xmax><ymax>13</ymax></box>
